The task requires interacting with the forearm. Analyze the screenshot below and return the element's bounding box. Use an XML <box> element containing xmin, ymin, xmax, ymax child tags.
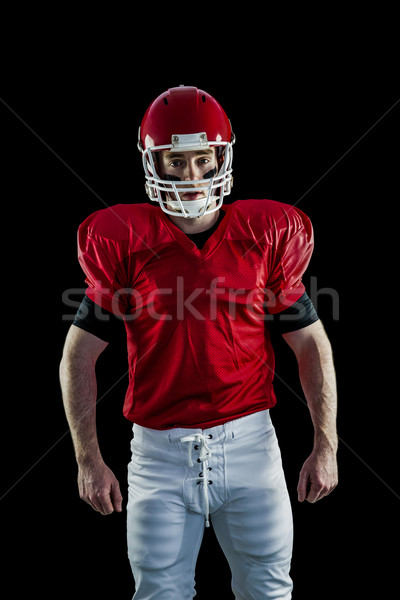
<box><xmin>60</xmin><ymin>327</ymin><xmax>122</xmax><ymax>514</ymax></box>
<box><xmin>60</xmin><ymin>351</ymin><xmax>102</xmax><ymax>466</ymax></box>
<box><xmin>283</xmin><ymin>321</ymin><xmax>338</xmax><ymax>452</ymax></box>
<box><xmin>283</xmin><ymin>321</ymin><xmax>338</xmax><ymax>502</ymax></box>
<box><xmin>296</xmin><ymin>329</ymin><xmax>338</xmax><ymax>453</ymax></box>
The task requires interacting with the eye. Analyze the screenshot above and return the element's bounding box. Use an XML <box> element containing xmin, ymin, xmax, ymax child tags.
<box><xmin>197</xmin><ymin>157</ymin><xmax>212</xmax><ymax>167</ymax></box>
<box><xmin>169</xmin><ymin>159</ymin><xmax>183</xmax><ymax>168</ymax></box>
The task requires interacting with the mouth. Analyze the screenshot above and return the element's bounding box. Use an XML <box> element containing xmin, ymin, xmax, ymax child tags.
<box><xmin>181</xmin><ymin>192</ymin><xmax>205</xmax><ymax>201</ymax></box>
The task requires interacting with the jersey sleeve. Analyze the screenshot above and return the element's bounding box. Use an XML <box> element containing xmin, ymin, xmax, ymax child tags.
<box><xmin>77</xmin><ymin>211</ymin><xmax>130</xmax><ymax>316</ymax></box>
<box><xmin>265</xmin><ymin>207</ymin><xmax>314</xmax><ymax>315</ymax></box>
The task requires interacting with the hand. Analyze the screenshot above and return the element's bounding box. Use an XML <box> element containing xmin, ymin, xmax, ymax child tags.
<box><xmin>297</xmin><ymin>448</ymin><xmax>338</xmax><ymax>503</ymax></box>
<box><xmin>78</xmin><ymin>460</ymin><xmax>123</xmax><ymax>515</ymax></box>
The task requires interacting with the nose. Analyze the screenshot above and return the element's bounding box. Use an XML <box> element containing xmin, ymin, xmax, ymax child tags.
<box><xmin>184</xmin><ymin>160</ymin><xmax>201</xmax><ymax>182</ymax></box>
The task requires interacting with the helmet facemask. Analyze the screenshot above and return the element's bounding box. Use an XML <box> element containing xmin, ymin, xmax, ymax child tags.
<box><xmin>140</xmin><ymin>131</ymin><xmax>234</xmax><ymax>219</ymax></box>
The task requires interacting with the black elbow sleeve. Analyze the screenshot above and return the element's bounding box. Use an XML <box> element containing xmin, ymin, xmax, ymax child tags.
<box><xmin>72</xmin><ymin>294</ymin><xmax>121</xmax><ymax>342</ymax></box>
<box><xmin>268</xmin><ymin>291</ymin><xmax>319</xmax><ymax>334</ymax></box>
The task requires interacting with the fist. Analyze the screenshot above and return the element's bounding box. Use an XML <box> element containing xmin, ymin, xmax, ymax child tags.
<box><xmin>78</xmin><ymin>461</ymin><xmax>123</xmax><ymax>515</ymax></box>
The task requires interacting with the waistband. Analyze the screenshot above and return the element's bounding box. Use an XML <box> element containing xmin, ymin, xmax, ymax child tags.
<box><xmin>131</xmin><ymin>409</ymin><xmax>272</xmax><ymax>446</ymax></box>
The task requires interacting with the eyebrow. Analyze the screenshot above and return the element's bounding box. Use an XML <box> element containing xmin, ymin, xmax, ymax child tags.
<box><xmin>163</xmin><ymin>149</ymin><xmax>215</xmax><ymax>159</ymax></box>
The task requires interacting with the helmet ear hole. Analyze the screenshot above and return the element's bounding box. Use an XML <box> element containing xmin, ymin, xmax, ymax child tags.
<box><xmin>214</xmin><ymin>146</ymin><xmax>225</xmax><ymax>175</ymax></box>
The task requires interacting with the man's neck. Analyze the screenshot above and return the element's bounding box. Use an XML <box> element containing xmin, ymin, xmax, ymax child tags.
<box><xmin>167</xmin><ymin>208</ymin><xmax>220</xmax><ymax>234</ymax></box>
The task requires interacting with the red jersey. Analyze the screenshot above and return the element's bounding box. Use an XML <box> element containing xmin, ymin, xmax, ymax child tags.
<box><xmin>77</xmin><ymin>199</ymin><xmax>314</xmax><ymax>429</ymax></box>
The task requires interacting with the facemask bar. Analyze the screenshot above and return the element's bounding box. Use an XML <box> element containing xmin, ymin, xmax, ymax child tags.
<box><xmin>141</xmin><ymin>141</ymin><xmax>233</xmax><ymax>219</ymax></box>
<box><xmin>163</xmin><ymin>180</ymin><xmax>220</xmax><ymax>218</ymax></box>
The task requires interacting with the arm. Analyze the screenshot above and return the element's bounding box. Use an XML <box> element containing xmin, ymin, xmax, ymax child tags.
<box><xmin>59</xmin><ymin>324</ymin><xmax>123</xmax><ymax>515</ymax></box>
<box><xmin>282</xmin><ymin>320</ymin><xmax>338</xmax><ymax>503</ymax></box>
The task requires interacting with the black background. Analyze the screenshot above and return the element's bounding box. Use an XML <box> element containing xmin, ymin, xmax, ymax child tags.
<box><xmin>2</xmin><ymin>9</ymin><xmax>399</xmax><ymax>599</ymax></box>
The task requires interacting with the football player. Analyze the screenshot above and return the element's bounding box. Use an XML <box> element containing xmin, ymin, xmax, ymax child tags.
<box><xmin>60</xmin><ymin>85</ymin><xmax>338</xmax><ymax>599</ymax></box>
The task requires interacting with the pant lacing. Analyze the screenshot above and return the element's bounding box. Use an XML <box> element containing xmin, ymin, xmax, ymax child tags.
<box><xmin>180</xmin><ymin>433</ymin><xmax>213</xmax><ymax>527</ymax></box>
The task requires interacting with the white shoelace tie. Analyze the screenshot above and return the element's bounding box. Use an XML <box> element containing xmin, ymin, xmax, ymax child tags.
<box><xmin>180</xmin><ymin>433</ymin><xmax>212</xmax><ymax>527</ymax></box>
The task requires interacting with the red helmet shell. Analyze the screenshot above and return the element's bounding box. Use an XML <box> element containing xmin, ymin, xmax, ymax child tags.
<box><xmin>139</xmin><ymin>86</ymin><xmax>232</xmax><ymax>150</ymax></box>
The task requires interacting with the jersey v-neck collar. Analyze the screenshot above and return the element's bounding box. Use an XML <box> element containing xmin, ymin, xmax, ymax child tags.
<box><xmin>159</xmin><ymin>205</ymin><xmax>233</xmax><ymax>259</ymax></box>
<box><xmin>185</xmin><ymin>209</ymin><xmax>226</xmax><ymax>249</ymax></box>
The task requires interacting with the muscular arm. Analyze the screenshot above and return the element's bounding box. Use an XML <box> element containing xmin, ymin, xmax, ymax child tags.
<box><xmin>59</xmin><ymin>325</ymin><xmax>123</xmax><ymax>515</ymax></box>
<box><xmin>283</xmin><ymin>320</ymin><xmax>338</xmax><ymax>503</ymax></box>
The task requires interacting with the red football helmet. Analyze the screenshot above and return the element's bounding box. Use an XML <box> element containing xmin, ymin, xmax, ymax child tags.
<box><xmin>137</xmin><ymin>86</ymin><xmax>235</xmax><ymax>218</ymax></box>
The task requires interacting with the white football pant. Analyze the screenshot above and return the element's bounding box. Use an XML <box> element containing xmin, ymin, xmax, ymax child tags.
<box><xmin>127</xmin><ymin>410</ymin><xmax>293</xmax><ymax>599</ymax></box>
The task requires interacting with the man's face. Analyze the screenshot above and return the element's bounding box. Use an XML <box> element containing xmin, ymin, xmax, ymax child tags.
<box><xmin>157</xmin><ymin>148</ymin><xmax>219</xmax><ymax>204</ymax></box>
